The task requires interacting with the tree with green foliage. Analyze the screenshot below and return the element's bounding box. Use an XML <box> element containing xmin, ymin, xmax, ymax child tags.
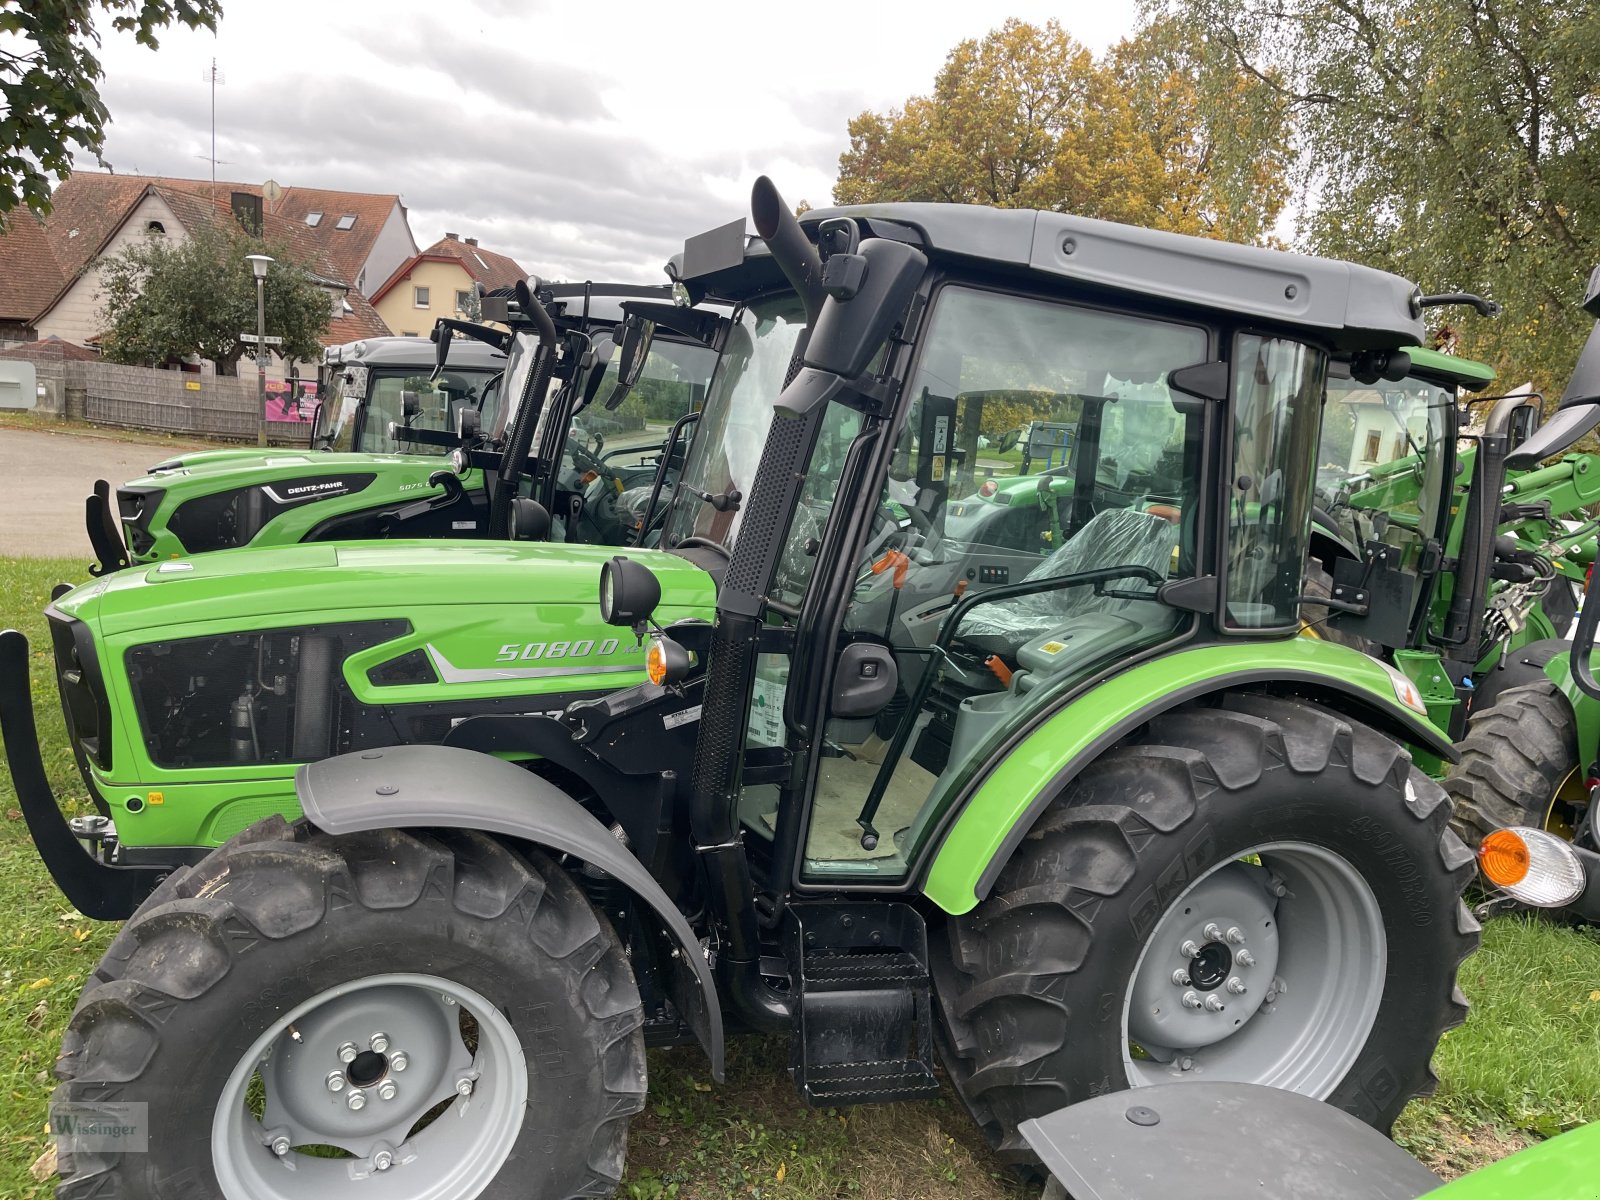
<box><xmin>834</xmin><ymin>17</ymin><xmax>1292</xmax><ymax>242</ymax></box>
<box><xmin>0</xmin><ymin>0</ymin><xmax>222</xmax><ymax>223</ymax></box>
<box><xmin>98</xmin><ymin>221</ymin><xmax>332</xmax><ymax>375</ymax></box>
<box><xmin>1165</xmin><ymin>0</ymin><xmax>1600</xmax><ymax>397</ymax></box>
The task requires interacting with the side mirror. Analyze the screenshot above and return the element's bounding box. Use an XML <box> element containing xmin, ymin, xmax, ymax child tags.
<box><xmin>457</xmin><ymin>406</ymin><xmax>481</xmax><ymax>441</ymax></box>
<box><xmin>401</xmin><ymin>390</ymin><xmax>421</xmax><ymax>419</ymax></box>
<box><xmin>603</xmin><ymin>316</ymin><xmax>655</xmax><ymax>410</ymax></box>
<box><xmin>830</xmin><ymin>642</ymin><xmax>899</xmax><ymax>718</ymax></box>
<box><xmin>582</xmin><ymin>338</ymin><xmax>618</xmax><ymax>409</ymax></box>
<box><xmin>598</xmin><ymin>555</ymin><xmax>661</xmax><ymax>633</ymax></box>
<box><xmin>431</xmin><ymin>324</ymin><xmax>450</xmax><ymax>381</ymax></box>
<box><xmin>1508</xmin><ymin>401</ymin><xmax>1541</xmax><ymax>449</ymax></box>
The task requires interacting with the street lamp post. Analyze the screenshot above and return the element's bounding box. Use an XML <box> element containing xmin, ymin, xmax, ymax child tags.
<box><xmin>246</xmin><ymin>254</ymin><xmax>274</xmax><ymax>446</ymax></box>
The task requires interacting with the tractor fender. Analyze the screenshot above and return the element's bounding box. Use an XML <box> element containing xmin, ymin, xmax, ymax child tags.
<box><xmin>1471</xmin><ymin>636</ymin><xmax>1571</xmax><ymax>713</ymax></box>
<box><xmin>920</xmin><ymin>641</ymin><xmax>1459</xmax><ymax>916</ymax></box>
<box><xmin>296</xmin><ymin>743</ymin><xmax>724</xmax><ymax>1080</ymax></box>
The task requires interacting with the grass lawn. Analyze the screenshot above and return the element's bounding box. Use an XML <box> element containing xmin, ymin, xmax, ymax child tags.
<box><xmin>3</xmin><ymin>554</ymin><xmax>1600</xmax><ymax>1196</ymax></box>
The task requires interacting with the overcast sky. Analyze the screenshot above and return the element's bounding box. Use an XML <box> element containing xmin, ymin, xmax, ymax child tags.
<box><xmin>84</xmin><ymin>0</ymin><xmax>1141</xmax><ymax>285</ymax></box>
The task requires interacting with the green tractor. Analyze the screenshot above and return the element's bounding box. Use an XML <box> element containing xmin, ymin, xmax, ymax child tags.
<box><xmin>11</xmin><ymin>180</ymin><xmax>1483</xmax><ymax>1198</ymax></box>
<box><xmin>83</xmin><ymin>282</ymin><xmax>718</xmax><ymax>573</ymax></box>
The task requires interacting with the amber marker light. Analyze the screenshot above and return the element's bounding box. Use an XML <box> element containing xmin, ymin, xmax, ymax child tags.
<box><xmin>1478</xmin><ymin>828</ymin><xmax>1530</xmax><ymax>888</ymax></box>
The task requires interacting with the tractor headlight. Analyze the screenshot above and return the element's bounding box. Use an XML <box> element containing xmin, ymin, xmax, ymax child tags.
<box><xmin>1478</xmin><ymin>827</ymin><xmax>1586</xmax><ymax>908</ymax></box>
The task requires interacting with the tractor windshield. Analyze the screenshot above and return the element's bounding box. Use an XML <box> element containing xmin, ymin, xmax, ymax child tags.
<box><xmin>660</xmin><ymin>294</ymin><xmax>807</xmax><ymax>552</ymax></box>
<box><xmin>320</xmin><ymin>365</ymin><xmax>500</xmax><ymax>454</ymax></box>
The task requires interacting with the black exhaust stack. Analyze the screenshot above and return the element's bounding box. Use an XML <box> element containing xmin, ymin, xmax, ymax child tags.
<box><xmin>751</xmin><ymin>175</ymin><xmax>825</xmax><ymax>326</ymax></box>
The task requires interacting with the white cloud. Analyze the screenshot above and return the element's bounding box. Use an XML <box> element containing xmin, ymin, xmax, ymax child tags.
<box><xmin>87</xmin><ymin>0</ymin><xmax>1140</xmax><ymax>282</ymax></box>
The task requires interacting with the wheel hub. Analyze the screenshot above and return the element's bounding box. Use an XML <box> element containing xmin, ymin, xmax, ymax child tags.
<box><xmin>1128</xmin><ymin>864</ymin><xmax>1282</xmax><ymax>1052</ymax></box>
<box><xmin>1188</xmin><ymin>941</ymin><xmax>1232</xmax><ymax>991</ymax></box>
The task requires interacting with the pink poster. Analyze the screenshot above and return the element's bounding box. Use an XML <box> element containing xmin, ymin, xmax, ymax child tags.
<box><xmin>265</xmin><ymin>379</ymin><xmax>318</xmax><ymax>423</ymax></box>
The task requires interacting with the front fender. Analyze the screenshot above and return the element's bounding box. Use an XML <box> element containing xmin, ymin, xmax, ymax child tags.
<box><xmin>296</xmin><ymin>744</ymin><xmax>723</xmax><ymax>1080</ymax></box>
<box><xmin>1541</xmin><ymin>651</ymin><xmax>1600</xmax><ymax>774</ymax></box>
<box><xmin>919</xmin><ymin>639</ymin><xmax>1457</xmax><ymax>916</ymax></box>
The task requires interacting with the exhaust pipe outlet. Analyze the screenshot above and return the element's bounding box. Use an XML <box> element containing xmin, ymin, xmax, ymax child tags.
<box><xmin>751</xmin><ymin>176</ymin><xmax>825</xmax><ymax>325</ymax></box>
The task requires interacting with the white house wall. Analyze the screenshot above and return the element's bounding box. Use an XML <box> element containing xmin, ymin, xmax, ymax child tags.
<box><xmin>360</xmin><ymin>203</ymin><xmax>418</xmax><ymax>298</ymax></box>
<box><xmin>36</xmin><ymin>192</ymin><xmax>182</xmax><ymax>350</ymax></box>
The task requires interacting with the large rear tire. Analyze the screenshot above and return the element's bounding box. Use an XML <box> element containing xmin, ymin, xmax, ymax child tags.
<box><xmin>1445</xmin><ymin>678</ymin><xmax>1587</xmax><ymax>847</ymax></box>
<box><xmin>52</xmin><ymin>816</ymin><xmax>646</xmax><ymax>1200</ymax></box>
<box><xmin>932</xmin><ymin>696</ymin><xmax>1477</xmax><ymax>1168</ymax></box>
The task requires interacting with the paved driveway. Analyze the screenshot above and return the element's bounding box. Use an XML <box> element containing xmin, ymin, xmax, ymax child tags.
<box><xmin>0</xmin><ymin>427</ymin><xmax>194</xmax><ymax>558</ymax></box>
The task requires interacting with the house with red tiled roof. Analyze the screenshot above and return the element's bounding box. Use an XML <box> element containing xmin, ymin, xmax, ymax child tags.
<box><xmin>370</xmin><ymin>233</ymin><xmax>528</xmax><ymax>338</ymax></box>
<box><xmin>0</xmin><ymin>172</ymin><xmax>397</xmax><ymax>367</ymax></box>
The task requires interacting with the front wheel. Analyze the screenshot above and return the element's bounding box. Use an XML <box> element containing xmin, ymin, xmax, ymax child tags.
<box><xmin>933</xmin><ymin>696</ymin><xmax>1477</xmax><ymax>1168</ymax></box>
<box><xmin>53</xmin><ymin>818</ymin><xmax>646</xmax><ymax>1200</ymax></box>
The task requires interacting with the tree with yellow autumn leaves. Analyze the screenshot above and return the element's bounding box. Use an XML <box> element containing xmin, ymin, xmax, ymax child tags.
<box><xmin>834</xmin><ymin>18</ymin><xmax>1293</xmax><ymax>244</ymax></box>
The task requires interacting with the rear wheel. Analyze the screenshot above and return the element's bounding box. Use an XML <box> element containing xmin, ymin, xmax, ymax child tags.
<box><xmin>1446</xmin><ymin>678</ymin><xmax>1588</xmax><ymax>847</ymax></box>
<box><xmin>53</xmin><ymin>817</ymin><xmax>646</xmax><ymax>1200</ymax></box>
<box><xmin>933</xmin><ymin>696</ymin><xmax>1477</xmax><ymax>1168</ymax></box>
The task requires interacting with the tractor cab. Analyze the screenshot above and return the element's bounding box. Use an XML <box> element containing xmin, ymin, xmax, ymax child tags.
<box><xmin>433</xmin><ymin>282</ymin><xmax>725</xmax><ymax>547</ymax></box>
<box><xmin>311</xmin><ymin>336</ymin><xmax>505</xmax><ymax>456</ymax></box>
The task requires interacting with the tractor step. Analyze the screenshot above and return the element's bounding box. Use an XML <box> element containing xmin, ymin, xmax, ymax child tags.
<box><xmin>782</xmin><ymin>901</ymin><xmax>940</xmax><ymax>1106</ymax></box>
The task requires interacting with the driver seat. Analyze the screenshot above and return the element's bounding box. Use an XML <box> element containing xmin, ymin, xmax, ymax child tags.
<box><xmin>958</xmin><ymin>507</ymin><xmax>1177</xmax><ymax>658</ymax></box>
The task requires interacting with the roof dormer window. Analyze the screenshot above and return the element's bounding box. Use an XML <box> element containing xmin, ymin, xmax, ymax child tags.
<box><xmin>335</xmin><ymin>214</ymin><xmax>356</xmax><ymax>231</ymax></box>
<box><xmin>305</xmin><ymin>212</ymin><xmax>323</xmax><ymax>227</ymax></box>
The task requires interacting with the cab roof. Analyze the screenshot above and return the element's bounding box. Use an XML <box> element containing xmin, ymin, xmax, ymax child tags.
<box><xmin>321</xmin><ymin>336</ymin><xmax>506</xmax><ymax>370</ymax></box>
<box><xmin>677</xmin><ymin>202</ymin><xmax>1428</xmax><ymax>352</ymax></box>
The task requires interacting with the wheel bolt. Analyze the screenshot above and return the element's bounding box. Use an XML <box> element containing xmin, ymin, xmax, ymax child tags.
<box><xmin>1180</xmin><ymin>940</ymin><xmax>1201</xmax><ymax>959</ymax></box>
<box><xmin>369</xmin><ymin>1031</ymin><xmax>390</xmax><ymax>1053</ymax></box>
<box><xmin>347</xmin><ymin>1090</ymin><xmax>367</xmax><ymax>1111</ymax></box>
<box><xmin>325</xmin><ymin>1071</ymin><xmax>346</xmax><ymax>1093</ymax></box>
<box><xmin>270</xmin><ymin>1135</ymin><xmax>291</xmax><ymax>1157</ymax></box>
<box><xmin>1226</xmin><ymin>926</ymin><xmax>1245</xmax><ymax>944</ymax></box>
<box><xmin>456</xmin><ymin>1077</ymin><xmax>475</xmax><ymax>1098</ymax></box>
<box><xmin>1226</xmin><ymin>977</ymin><xmax>1247</xmax><ymax>994</ymax></box>
<box><xmin>1181</xmin><ymin>991</ymin><xmax>1203</xmax><ymax>1009</ymax></box>
<box><xmin>1236</xmin><ymin>949</ymin><xmax>1255</xmax><ymax>967</ymax></box>
<box><xmin>1204</xmin><ymin>995</ymin><xmax>1225</xmax><ymax>1012</ymax></box>
<box><xmin>337</xmin><ymin>1041</ymin><xmax>358</xmax><ymax>1064</ymax></box>
<box><xmin>441</xmin><ymin>994</ymin><xmax>457</xmax><ymax>1006</ymax></box>
<box><xmin>1178</xmin><ymin>1057</ymin><xmax>1194</xmax><ymax>1071</ymax></box>
<box><xmin>390</xmin><ymin>1051</ymin><xmax>409</xmax><ymax>1072</ymax></box>
<box><xmin>377</xmin><ymin>1080</ymin><xmax>397</xmax><ymax>1101</ymax></box>
<box><xmin>1171</xmin><ymin>969</ymin><xmax>1190</xmax><ymax>987</ymax></box>
<box><xmin>1203</xmin><ymin>923</ymin><xmax>1224</xmax><ymax>942</ymax></box>
<box><xmin>373</xmin><ymin>1149</ymin><xmax>394</xmax><ymax>1172</ymax></box>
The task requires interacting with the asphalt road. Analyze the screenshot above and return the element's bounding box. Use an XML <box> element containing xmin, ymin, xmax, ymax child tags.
<box><xmin>0</xmin><ymin>427</ymin><xmax>178</xmax><ymax>559</ymax></box>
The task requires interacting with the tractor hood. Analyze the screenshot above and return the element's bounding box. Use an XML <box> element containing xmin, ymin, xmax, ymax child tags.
<box><xmin>129</xmin><ymin>451</ymin><xmax>449</xmax><ymax>489</ymax></box>
<box><xmin>141</xmin><ymin>447</ymin><xmax>304</xmax><ymax>473</ymax></box>
<box><xmin>54</xmin><ymin>542</ymin><xmax>717</xmax><ymax>638</ymax></box>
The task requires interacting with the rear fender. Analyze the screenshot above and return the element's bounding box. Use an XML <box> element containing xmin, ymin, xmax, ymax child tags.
<box><xmin>296</xmin><ymin>743</ymin><xmax>723</xmax><ymax>1080</ymax></box>
<box><xmin>919</xmin><ymin>639</ymin><xmax>1456</xmax><ymax>916</ymax></box>
<box><xmin>1539</xmin><ymin>652</ymin><xmax>1600</xmax><ymax>777</ymax></box>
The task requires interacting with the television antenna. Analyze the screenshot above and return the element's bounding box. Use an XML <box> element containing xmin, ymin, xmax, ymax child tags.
<box><xmin>200</xmin><ymin>59</ymin><xmax>226</xmax><ymax>191</ymax></box>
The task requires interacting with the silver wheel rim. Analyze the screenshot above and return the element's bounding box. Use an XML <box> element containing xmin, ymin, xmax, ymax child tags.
<box><xmin>211</xmin><ymin>972</ymin><xmax>526</xmax><ymax>1200</ymax></box>
<box><xmin>1121</xmin><ymin>841</ymin><xmax>1385</xmax><ymax>1096</ymax></box>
